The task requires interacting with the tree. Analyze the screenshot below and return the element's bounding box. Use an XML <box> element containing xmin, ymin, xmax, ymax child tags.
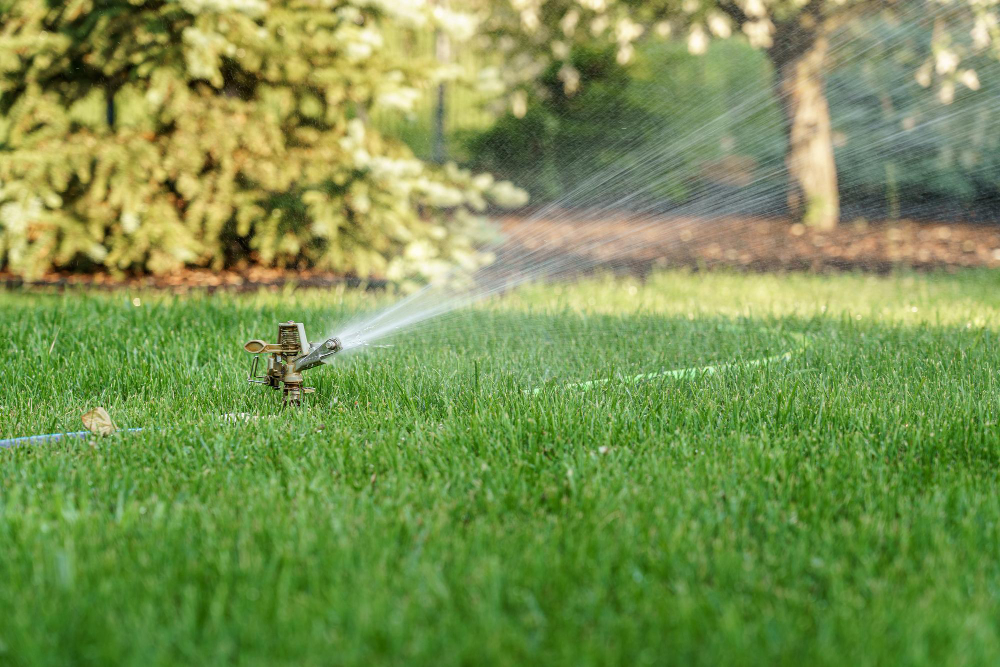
<box><xmin>0</xmin><ymin>0</ymin><xmax>525</xmax><ymax>279</ymax></box>
<box><xmin>481</xmin><ymin>0</ymin><xmax>999</xmax><ymax>228</ymax></box>
<box><xmin>701</xmin><ymin>0</ymin><xmax>998</xmax><ymax>228</ymax></box>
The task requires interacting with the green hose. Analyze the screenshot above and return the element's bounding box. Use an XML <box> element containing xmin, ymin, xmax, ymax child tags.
<box><xmin>531</xmin><ymin>332</ymin><xmax>811</xmax><ymax>395</ymax></box>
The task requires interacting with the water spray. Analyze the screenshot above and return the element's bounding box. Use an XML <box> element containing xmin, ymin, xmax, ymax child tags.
<box><xmin>243</xmin><ymin>321</ymin><xmax>343</xmax><ymax>406</ymax></box>
<box><xmin>251</xmin><ymin>0</ymin><xmax>979</xmax><ymax>402</ymax></box>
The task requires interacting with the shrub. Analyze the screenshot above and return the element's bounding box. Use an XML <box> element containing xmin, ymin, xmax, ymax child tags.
<box><xmin>0</xmin><ymin>0</ymin><xmax>525</xmax><ymax>280</ymax></box>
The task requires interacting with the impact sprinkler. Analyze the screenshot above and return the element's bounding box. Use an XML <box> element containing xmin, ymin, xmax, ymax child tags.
<box><xmin>244</xmin><ymin>321</ymin><xmax>342</xmax><ymax>406</ymax></box>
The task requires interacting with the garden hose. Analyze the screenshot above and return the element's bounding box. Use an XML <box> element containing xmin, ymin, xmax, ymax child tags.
<box><xmin>530</xmin><ymin>331</ymin><xmax>811</xmax><ymax>394</ymax></box>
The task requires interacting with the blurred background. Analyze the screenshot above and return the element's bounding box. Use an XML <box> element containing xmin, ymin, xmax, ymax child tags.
<box><xmin>2</xmin><ymin>0</ymin><xmax>999</xmax><ymax>283</ymax></box>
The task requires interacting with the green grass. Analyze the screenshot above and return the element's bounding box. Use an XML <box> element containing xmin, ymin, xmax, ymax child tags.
<box><xmin>3</xmin><ymin>269</ymin><xmax>1000</xmax><ymax>666</ymax></box>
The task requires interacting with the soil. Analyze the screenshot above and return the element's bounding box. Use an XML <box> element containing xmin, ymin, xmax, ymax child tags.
<box><xmin>3</xmin><ymin>213</ymin><xmax>999</xmax><ymax>291</ymax></box>
<box><xmin>0</xmin><ymin>266</ymin><xmax>389</xmax><ymax>293</ymax></box>
<box><xmin>497</xmin><ymin>213</ymin><xmax>1000</xmax><ymax>277</ymax></box>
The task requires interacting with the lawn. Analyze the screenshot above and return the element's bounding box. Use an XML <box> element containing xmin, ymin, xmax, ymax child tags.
<box><xmin>3</xmin><ymin>270</ymin><xmax>1000</xmax><ymax>666</ymax></box>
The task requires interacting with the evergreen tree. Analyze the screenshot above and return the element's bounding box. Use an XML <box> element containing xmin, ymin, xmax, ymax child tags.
<box><xmin>0</xmin><ymin>0</ymin><xmax>525</xmax><ymax>279</ymax></box>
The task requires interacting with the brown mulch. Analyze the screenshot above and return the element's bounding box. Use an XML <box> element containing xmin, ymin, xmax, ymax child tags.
<box><xmin>0</xmin><ymin>266</ymin><xmax>389</xmax><ymax>293</ymax></box>
<box><xmin>498</xmin><ymin>213</ymin><xmax>1000</xmax><ymax>276</ymax></box>
<box><xmin>3</xmin><ymin>214</ymin><xmax>1000</xmax><ymax>291</ymax></box>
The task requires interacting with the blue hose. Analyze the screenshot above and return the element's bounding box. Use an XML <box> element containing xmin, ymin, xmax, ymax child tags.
<box><xmin>0</xmin><ymin>428</ymin><xmax>144</xmax><ymax>449</ymax></box>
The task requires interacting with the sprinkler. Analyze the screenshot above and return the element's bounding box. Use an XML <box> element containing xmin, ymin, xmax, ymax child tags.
<box><xmin>244</xmin><ymin>321</ymin><xmax>342</xmax><ymax>406</ymax></box>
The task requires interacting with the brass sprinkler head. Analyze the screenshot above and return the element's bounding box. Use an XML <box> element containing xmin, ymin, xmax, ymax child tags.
<box><xmin>244</xmin><ymin>321</ymin><xmax>342</xmax><ymax>406</ymax></box>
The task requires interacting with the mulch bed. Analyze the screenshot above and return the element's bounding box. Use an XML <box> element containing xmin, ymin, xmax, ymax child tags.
<box><xmin>0</xmin><ymin>266</ymin><xmax>389</xmax><ymax>293</ymax></box>
<box><xmin>498</xmin><ymin>213</ymin><xmax>1000</xmax><ymax>276</ymax></box>
<box><xmin>4</xmin><ymin>214</ymin><xmax>999</xmax><ymax>291</ymax></box>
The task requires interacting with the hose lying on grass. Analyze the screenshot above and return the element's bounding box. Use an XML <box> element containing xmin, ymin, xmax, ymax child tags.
<box><xmin>0</xmin><ymin>428</ymin><xmax>145</xmax><ymax>449</ymax></box>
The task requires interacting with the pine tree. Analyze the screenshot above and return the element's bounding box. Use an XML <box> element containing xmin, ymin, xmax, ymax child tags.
<box><xmin>0</xmin><ymin>0</ymin><xmax>525</xmax><ymax>279</ymax></box>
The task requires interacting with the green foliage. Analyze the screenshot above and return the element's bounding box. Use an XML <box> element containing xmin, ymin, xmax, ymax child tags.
<box><xmin>466</xmin><ymin>45</ymin><xmax>656</xmax><ymax>203</ymax></box>
<box><xmin>0</xmin><ymin>1</ymin><xmax>525</xmax><ymax>280</ymax></box>
<box><xmin>465</xmin><ymin>40</ymin><xmax>785</xmax><ymax>210</ymax></box>
<box><xmin>462</xmin><ymin>26</ymin><xmax>1000</xmax><ymax>219</ymax></box>
<box><xmin>458</xmin><ymin>0</ymin><xmax>1000</xmax><ymax>225</ymax></box>
<box><xmin>830</xmin><ymin>17</ymin><xmax>1000</xmax><ymax>219</ymax></box>
<box><xmin>369</xmin><ymin>23</ymin><xmax>500</xmax><ymax>163</ymax></box>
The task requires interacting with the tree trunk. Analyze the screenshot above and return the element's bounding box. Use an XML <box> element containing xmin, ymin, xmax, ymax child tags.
<box><xmin>432</xmin><ymin>25</ymin><xmax>449</xmax><ymax>164</ymax></box>
<box><xmin>771</xmin><ymin>33</ymin><xmax>839</xmax><ymax>229</ymax></box>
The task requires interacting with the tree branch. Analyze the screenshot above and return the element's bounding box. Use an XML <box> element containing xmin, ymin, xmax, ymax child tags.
<box><xmin>717</xmin><ymin>2</ymin><xmax>750</xmax><ymax>31</ymax></box>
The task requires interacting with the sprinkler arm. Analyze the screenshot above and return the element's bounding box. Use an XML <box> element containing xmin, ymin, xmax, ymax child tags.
<box><xmin>293</xmin><ymin>336</ymin><xmax>343</xmax><ymax>372</ymax></box>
